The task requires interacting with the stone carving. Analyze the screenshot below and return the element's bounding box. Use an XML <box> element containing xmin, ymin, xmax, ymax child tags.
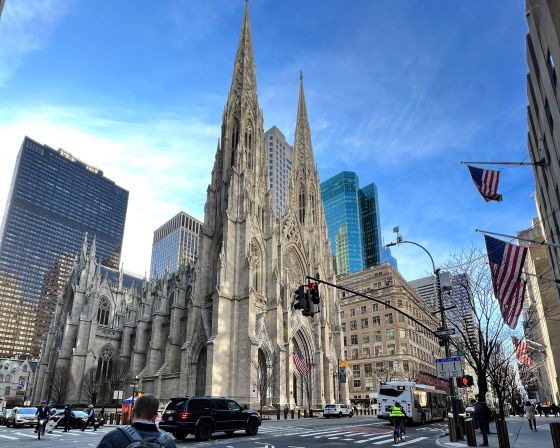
<box><xmin>248</xmin><ymin>239</ymin><xmax>260</xmax><ymax>269</ymax></box>
<box><xmin>283</xmin><ymin>250</ymin><xmax>303</xmax><ymax>291</ymax></box>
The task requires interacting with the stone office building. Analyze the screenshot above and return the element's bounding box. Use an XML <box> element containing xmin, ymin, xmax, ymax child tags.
<box><xmin>338</xmin><ymin>264</ymin><xmax>444</xmax><ymax>405</ymax></box>
<box><xmin>32</xmin><ymin>2</ymin><xmax>345</xmax><ymax>409</ymax></box>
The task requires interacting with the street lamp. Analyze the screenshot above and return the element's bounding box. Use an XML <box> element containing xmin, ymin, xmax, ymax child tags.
<box><xmin>387</xmin><ymin>227</ymin><xmax>463</xmax><ymax>439</ymax></box>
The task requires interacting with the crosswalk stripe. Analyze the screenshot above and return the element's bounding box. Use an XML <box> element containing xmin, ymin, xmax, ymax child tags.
<box><xmin>13</xmin><ymin>432</ymin><xmax>37</xmax><ymax>438</ymax></box>
<box><xmin>372</xmin><ymin>437</ymin><xmax>395</xmax><ymax>445</ymax></box>
<box><xmin>314</xmin><ymin>431</ymin><xmax>355</xmax><ymax>438</ymax></box>
<box><xmin>299</xmin><ymin>429</ymin><xmax>349</xmax><ymax>437</ymax></box>
<box><xmin>392</xmin><ymin>436</ymin><xmax>428</xmax><ymax>446</ymax></box>
<box><xmin>354</xmin><ymin>432</ymin><xmax>393</xmax><ymax>443</ymax></box>
<box><xmin>0</xmin><ymin>434</ymin><xmax>18</xmax><ymax>440</ymax></box>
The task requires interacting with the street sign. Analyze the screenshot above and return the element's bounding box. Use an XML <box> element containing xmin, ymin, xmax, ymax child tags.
<box><xmin>113</xmin><ymin>390</ymin><xmax>123</xmax><ymax>400</ymax></box>
<box><xmin>340</xmin><ymin>360</ymin><xmax>349</xmax><ymax>368</ymax></box>
<box><xmin>435</xmin><ymin>328</ymin><xmax>456</xmax><ymax>337</ymax></box>
<box><xmin>435</xmin><ymin>356</ymin><xmax>463</xmax><ymax>379</ymax></box>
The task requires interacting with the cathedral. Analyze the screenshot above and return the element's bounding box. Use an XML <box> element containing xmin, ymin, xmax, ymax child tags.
<box><xmin>32</xmin><ymin>2</ymin><xmax>346</xmax><ymax>409</ymax></box>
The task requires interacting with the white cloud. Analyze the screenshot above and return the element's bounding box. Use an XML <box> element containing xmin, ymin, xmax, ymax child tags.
<box><xmin>0</xmin><ymin>104</ymin><xmax>218</xmax><ymax>275</ymax></box>
<box><xmin>0</xmin><ymin>0</ymin><xmax>73</xmax><ymax>87</ymax></box>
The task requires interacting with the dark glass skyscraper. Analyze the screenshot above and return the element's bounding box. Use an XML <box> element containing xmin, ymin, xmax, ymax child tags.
<box><xmin>0</xmin><ymin>137</ymin><xmax>128</xmax><ymax>358</ymax></box>
<box><xmin>320</xmin><ymin>171</ymin><xmax>384</xmax><ymax>274</ymax></box>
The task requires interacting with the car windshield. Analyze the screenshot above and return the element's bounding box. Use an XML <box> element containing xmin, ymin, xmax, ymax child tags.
<box><xmin>18</xmin><ymin>408</ymin><xmax>37</xmax><ymax>415</ymax></box>
<box><xmin>73</xmin><ymin>411</ymin><xmax>87</xmax><ymax>417</ymax></box>
<box><xmin>325</xmin><ymin>405</ymin><xmax>336</xmax><ymax>409</ymax></box>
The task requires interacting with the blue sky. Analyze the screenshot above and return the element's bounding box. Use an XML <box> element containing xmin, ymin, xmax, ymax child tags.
<box><xmin>0</xmin><ymin>0</ymin><xmax>535</xmax><ymax>280</ymax></box>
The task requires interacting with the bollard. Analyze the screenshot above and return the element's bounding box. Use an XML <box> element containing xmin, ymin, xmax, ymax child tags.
<box><xmin>109</xmin><ymin>413</ymin><xmax>114</xmax><ymax>425</ymax></box>
<box><xmin>115</xmin><ymin>413</ymin><xmax>121</xmax><ymax>425</ymax></box>
<box><xmin>465</xmin><ymin>418</ymin><xmax>477</xmax><ymax>447</ymax></box>
<box><xmin>277</xmin><ymin>409</ymin><xmax>280</xmax><ymax>420</ymax></box>
<box><xmin>304</xmin><ymin>409</ymin><xmax>308</xmax><ymax>418</ymax></box>
<box><xmin>298</xmin><ymin>410</ymin><xmax>301</xmax><ymax>419</ymax></box>
<box><xmin>495</xmin><ymin>418</ymin><xmax>510</xmax><ymax>448</ymax></box>
<box><xmin>551</xmin><ymin>422</ymin><xmax>560</xmax><ymax>448</ymax></box>
<box><xmin>284</xmin><ymin>408</ymin><xmax>288</xmax><ymax>419</ymax></box>
<box><xmin>291</xmin><ymin>409</ymin><xmax>295</xmax><ymax>419</ymax></box>
<box><xmin>310</xmin><ymin>409</ymin><xmax>314</xmax><ymax>418</ymax></box>
<box><xmin>448</xmin><ymin>414</ymin><xmax>458</xmax><ymax>442</ymax></box>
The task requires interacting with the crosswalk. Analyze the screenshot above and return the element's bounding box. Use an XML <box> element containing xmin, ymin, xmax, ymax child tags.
<box><xmin>258</xmin><ymin>424</ymin><xmax>430</xmax><ymax>445</ymax></box>
<box><xmin>0</xmin><ymin>426</ymin><xmax>112</xmax><ymax>441</ymax></box>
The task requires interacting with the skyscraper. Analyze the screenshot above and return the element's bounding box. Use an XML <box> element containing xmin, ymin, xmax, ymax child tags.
<box><xmin>526</xmin><ymin>0</ymin><xmax>560</xmax><ymax>286</ymax></box>
<box><xmin>150</xmin><ymin>211</ymin><xmax>202</xmax><ymax>278</ymax></box>
<box><xmin>0</xmin><ymin>0</ymin><xmax>5</xmax><ymax>19</ymax></box>
<box><xmin>265</xmin><ymin>126</ymin><xmax>293</xmax><ymax>217</ymax></box>
<box><xmin>0</xmin><ymin>137</ymin><xmax>128</xmax><ymax>358</ymax></box>
<box><xmin>320</xmin><ymin>171</ymin><xmax>383</xmax><ymax>274</ymax></box>
<box><xmin>381</xmin><ymin>246</ymin><xmax>398</xmax><ymax>271</ymax></box>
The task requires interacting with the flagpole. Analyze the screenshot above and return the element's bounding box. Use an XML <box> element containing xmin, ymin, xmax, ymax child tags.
<box><xmin>461</xmin><ymin>160</ymin><xmax>546</xmax><ymax>167</ymax></box>
<box><xmin>523</xmin><ymin>271</ymin><xmax>560</xmax><ymax>285</ymax></box>
<box><xmin>475</xmin><ymin>228</ymin><xmax>560</xmax><ymax>249</ymax></box>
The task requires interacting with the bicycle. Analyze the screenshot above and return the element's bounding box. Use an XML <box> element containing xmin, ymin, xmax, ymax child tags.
<box><xmin>393</xmin><ymin>419</ymin><xmax>406</xmax><ymax>444</ymax></box>
<box><xmin>35</xmin><ymin>418</ymin><xmax>46</xmax><ymax>440</ymax></box>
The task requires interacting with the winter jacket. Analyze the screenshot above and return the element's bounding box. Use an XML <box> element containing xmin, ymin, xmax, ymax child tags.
<box><xmin>525</xmin><ymin>405</ymin><xmax>536</xmax><ymax>419</ymax></box>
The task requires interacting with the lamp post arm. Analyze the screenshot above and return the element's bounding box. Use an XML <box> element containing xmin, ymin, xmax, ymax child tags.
<box><xmin>398</xmin><ymin>240</ymin><xmax>437</xmax><ymax>274</ymax></box>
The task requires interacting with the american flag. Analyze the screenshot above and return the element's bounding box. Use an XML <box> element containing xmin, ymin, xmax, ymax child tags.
<box><xmin>512</xmin><ymin>336</ymin><xmax>534</xmax><ymax>366</ymax></box>
<box><xmin>484</xmin><ymin>235</ymin><xmax>528</xmax><ymax>328</ymax></box>
<box><xmin>292</xmin><ymin>351</ymin><xmax>309</xmax><ymax>376</ymax></box>
<box><xmin>468</xmin><ymin>165</ymin><xmax>503</xmax><ymax>202</ymax></box>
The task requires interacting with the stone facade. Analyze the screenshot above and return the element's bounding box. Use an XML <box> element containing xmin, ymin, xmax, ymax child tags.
<box><xmin>0</xmin><ymin>358</ymin><xmax>37</xmax><ymax>406</ymax></box>
<box><xmin>32</xmin><ymin>2</ymin><xmax>345</xmax><ymax>409</ymax></box>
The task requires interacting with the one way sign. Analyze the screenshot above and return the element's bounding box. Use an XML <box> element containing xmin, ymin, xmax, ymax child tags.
<box><xmin>435</xmin><ymin>356</ymin><xmax>462</xmax><ymax>379</ymax></box>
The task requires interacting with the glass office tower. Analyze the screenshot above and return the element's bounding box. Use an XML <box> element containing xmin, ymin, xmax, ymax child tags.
<box><xmin>321</xmin><ymin>171</ymin><xmax>384</xmax><ymax>274</ymax></box>
<box><xmin>150</xmin><ymin>211</ymin><xmax>202</xmax><ymax>279</ymax></box>
<box><xmin>321</xmin><ymin>172</ymin><xmax>364</xmax><ymax>274</ymax></box>
<box><xmin>0</xmin><ymin>137</ymin><xmax>128</xmax><ymax>358</ymax></box>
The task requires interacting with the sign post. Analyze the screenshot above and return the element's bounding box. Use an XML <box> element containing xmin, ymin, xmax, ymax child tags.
<box><xmin>113</xmin><ymin>390</ymin><xmax>123</xmax><ymax>416</ymax></box>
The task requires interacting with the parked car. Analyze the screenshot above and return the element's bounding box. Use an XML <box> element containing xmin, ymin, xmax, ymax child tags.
<box><xmin>3</xmin><ymin>409</ymin><xmax>13</xmax><ymax>426</ymax></box>
<box><xmin>159</xmin><ymin>396</ymin><xmax>261</xmax><ymax>441</ymax></box>
<box><xmin>6</xmin><ymin>407</ymin><xmax>37</xmax><ymax>427</ymax></box>
<box><xmin>323</xmin><ymin>403</ymin><xmax>353</xmax><ymax>418</ymax></box>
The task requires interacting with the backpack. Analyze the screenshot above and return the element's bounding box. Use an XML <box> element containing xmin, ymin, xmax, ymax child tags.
<box><xmin>118</xmin><ymin>426</ymin><xmax>173</xmax><ymax>448</ymax></box>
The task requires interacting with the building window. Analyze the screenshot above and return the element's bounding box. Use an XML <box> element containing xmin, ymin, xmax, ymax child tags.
<box><xmin>4</xmin><ymin>375</ymin><xmax>10</xmax><ymax>382</ymax></box>
<box><xmin>385</xmin><ymin>313</ymin><xmax>393</xmax><ymax>324</ymax></box>
<box><xmin>547</xmin><ymin>49</ymin><xmax>557</xmax><ymax>89</ymax></box>
<box><xmin>350</xmin><ymin>308</ymin><xmax>356</xmax><ymax>317</ymax></box>
<box><xmin>352</xmin><ymin>349</ymin><xmax>359</xmax><ymax>359</ymax></box>
<box><xmin>361</xmin><ymin>318</ymin><xmax>369</xmax><ymax>329</ymax></box>
<box><xmin>4</xmin><ymin>387</ymin><xmax>9</xmax><ymax>396</ymax></box>
<box><xmin>361</xmin><ymin>305</ymin><xmax>367</xmax><ymax>315</ymax></box>
<box><xmin>400</xmin><ymin>329</ymin><xmax>406</xmax><ymax>339</ymax></box>
<box><xmin>403</xmin><ymin>360</ymin><xmax>410</xmax><ymax>372</ymax></box>
<box><xmin>365</xmin><ymin>379</ymin><xmax>374</xmax><ymax>391</ymax></box>
<box><xmin>387</xmin><ymin>345</ymin><xmax>395</xmax><ymax>356</ymax></box>
<box><xmin>97</xmin><ymin>297</ymin><xmax>111</xmax><ymax>326</ymax></box>
<box><xmin>343</xmin><ymin>336</ymin><xmax>348</xmax><ymax>346</ymax></box>
<box><xmin>96</xmin><ymin>344</ymin><xmax>115</xmax><ymax>381</ymax></box>
<box><xmin>298</xmin><ymin>185</ymin><xmax>306</xmax><ymax>224</ymax></box>
<box><xmin>401</xmin><ymin>344</ymin><xmax>408</xmax><ymax>355</ymax></box>
<box><xmin>351</xmin><ymin>334</ymin><xmax>358</xmax><ymax>345</ymax></box>
<box><xmin>342</xmin><ymin>322</ymin><xmax>347</xmax><ymax>332</ymax></box>
<box><xmin>353</xmin><ymin>379</ymin><xmax>361</xmax><ymax>389</ymax></box>
<box><xmin>372</xmin><ymin>316</ymin><xmax>380</xmax><ymax>326</ymax></box>
<box><xmin>350</xmin><ymin>320</ymin><xmax>357</xmax><ymax>330</ymax></box>
<box><xmin>374</xmin><ymin>330</ymin><xmax>382</xmax><ymax>342</ymax></box>
<box><xmin>363</xmin><ymin>347</ymin><xmax>370</xmax><ymax>358</ymax></box>
<box><xmin>352</xmin><ymin>365</ymin><xmax>361</xmax><ymax>376</ymax></box>
<box><xmin>386</xmin><ymin>329</ymin><xmax>395</xmax><ymax>341</ymax></box>
<box><xmin>364</xmin><ymin>363</ymin><xmax>373</xmax><ymax>377</ymax></box>
<box><xmin>374</xmin><ymin>346</ymin><xmax>382</xmax><ymax>357</ymax></box>
<box><xmin>398</xmin><ymin>314</ymin><xmax>405</xmax><ymax>323</ymax></box>
<box><xmin>385</xmin><ymin>300</ymin><xmax>391</xmax><ymax>309</ymax></box>
<box><xmin>372</xmin><ymin>304</ymin><xmax>379</xmax><ymax>312</ymax></box>
<box><xmin>362</xmin><ymin>334</ymin><xmax>370</xmax><ymax>344</ymax></box>
<box><xmin>341</xmin><ymin>310</ymin><xmax>345</xmax><ymax>318</ymax></box>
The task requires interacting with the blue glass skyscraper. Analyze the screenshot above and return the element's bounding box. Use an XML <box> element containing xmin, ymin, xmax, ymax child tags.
<box><xmin>320</xmin><ymin>171</ymin><xmax>384</xmax><ymax>274</ymax></box>
<box><xmin>0</xmin><ymin>137</ymin><xmax>128</xmax><ymax>358</ymax></box>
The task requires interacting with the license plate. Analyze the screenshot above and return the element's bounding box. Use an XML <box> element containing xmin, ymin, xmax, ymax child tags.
<box><xmin>167</xmin><ymin>416</ymin><xmax>174</xmax><ymax>421</ymax></box>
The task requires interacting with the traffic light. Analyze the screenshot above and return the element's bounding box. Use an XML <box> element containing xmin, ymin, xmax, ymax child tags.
<box><xmin>456</xmin><ymin>375</ymin><xmax>474</xmax><ymax>388</ymax></box>
<box><xmin>293</xmin><ymin>285</ymin><xmax>307</xmax><ymax>310</ymax></box>
<box><xmin>308</xmin><ymin>281</ymin><xmax>320</xmax><ymax>304</ymax></box>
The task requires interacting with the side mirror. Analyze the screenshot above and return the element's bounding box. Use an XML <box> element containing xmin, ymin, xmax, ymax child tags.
<box><xmin>243</xmin><ymin>405</ymin><xmax>248</xmax><ymax>410</ymax></box>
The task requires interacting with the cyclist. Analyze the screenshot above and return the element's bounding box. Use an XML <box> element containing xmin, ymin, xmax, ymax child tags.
<box><xmin>35</xmin><ymin>400</ymin><xmax>51</xmax><ymax>437</ymax></box>
<box><xmin>390</xmin><ymin>401</ymin><xmax>406</xmax><ymax>440</ymax></box>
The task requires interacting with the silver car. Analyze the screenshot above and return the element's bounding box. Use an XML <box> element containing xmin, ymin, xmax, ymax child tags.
<box><xmin>9</xmin><ymin>407</ymin><xmax>37</xmax><ymax>428</ymax></box>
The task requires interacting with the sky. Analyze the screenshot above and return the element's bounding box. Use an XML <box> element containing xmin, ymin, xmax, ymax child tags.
<box><xmin>0</xmin><ymin>0</ymin><xmax>535</xmax><ymax>281</ymax></box>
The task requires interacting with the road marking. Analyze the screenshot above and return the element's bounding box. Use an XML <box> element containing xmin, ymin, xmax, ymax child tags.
<box><xmin>391</xmin><ymin>436</ymin><xmax>429</xmax><ymax>446</ymax></box>
<box><xmin>13</xmin><ymin>432</ymin><xmax>37</xmax><ymax>438</ymax></box>
<box><xmin>354</xmin><ymin>432</ymin><xmax>393</xmax><ymax>443</ymax></box>
<box><xmin>314</xmin><ymin>430</ymin><xmax>355</xmax><ymax>438</ymax></box>
<box><xmin>0</xmin><ymin>434</ymin><xmax>18</xmax><ymax>440</ymax></box>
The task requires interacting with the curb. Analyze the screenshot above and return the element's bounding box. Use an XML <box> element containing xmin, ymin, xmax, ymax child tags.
<box><xmin>435</xmin><ymin>438</ymin><xmax>468</xmax><ymax>447</ymax></box>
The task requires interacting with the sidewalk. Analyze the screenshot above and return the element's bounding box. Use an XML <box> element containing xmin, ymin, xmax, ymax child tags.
<box><xmin>436</xmin><ymin>416</ymin><xmax>559</xmax><ymax>447</ymax></box>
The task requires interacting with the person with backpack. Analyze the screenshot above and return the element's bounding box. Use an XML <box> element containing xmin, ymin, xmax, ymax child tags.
<box><xmin>96</xmin><ymin>394</ymin><xmax>176</xmax><ymax>448</ymax></box>
<box><xmin>473</xmin><ymin>395</ymin><xmax>492</xmax><ymax>447</ymax></box>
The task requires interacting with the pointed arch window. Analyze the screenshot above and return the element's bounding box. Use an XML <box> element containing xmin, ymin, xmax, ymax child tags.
<box><xmin>97</xmin><ymin>297</ymin><xmax>111</xmax><ymax>326</ymax></box>
<box><xmin>96</xmin><ymin>345</ymin><xmax>115</xmax><ymax>381</ymax></box>
<box><xmin>310</xmin><ymin>189</ymin><xmax>317</xmax><ymax>225</ymax></box>
<box><xmin>299</xmin><ymin>185</ymin><xmax>306</xmax><ymax>224</ymax></box>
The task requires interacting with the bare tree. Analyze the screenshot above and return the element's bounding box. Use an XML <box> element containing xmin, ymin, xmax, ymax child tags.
<box><xmin>239</xmin><ymin>352</ymin><xmax>279</xmax><ymax>411</ymax></box>
<box><xmin>50</xmin><ymin>366</ymin><xmax>75</xmax><ymax>406</ymax></box>
<box><xmin>487</xmin><ymin>345</ymin><xmax>519</xmax><ymax>418</ymax></box>
<box><xmin>81</xmin><ymin>368</ymin><xmax>101</xmax><ymax>405</ymax></box>
<box><xmin>106</xmin><ymin>359</ymin><xmax>133</xmax><ymax>403</ymax></box>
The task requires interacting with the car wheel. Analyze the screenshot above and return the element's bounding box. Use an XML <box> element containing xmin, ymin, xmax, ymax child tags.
<box><xmin>325</xmin><ymin>415</ymin><xmax>330</xmax><ymax>419</ymax></box>
<box><xmin>225</xmin><ymin>431</ymin><xmax>235</xmax><ymax>436</ymax></box>
<box><xmin>245</xmin><ymin>418</ymin><xmax>259</xmax><ymax>436</ymax></box>
<box><xmin>195</xmin><ymin>421</ymin><xmax>212</xmax><ymax>441</ymax></box>
<box><xmin>173</xmin><ymin>431</ymin><xmax>188</xmax><ymax>440</ymax></box>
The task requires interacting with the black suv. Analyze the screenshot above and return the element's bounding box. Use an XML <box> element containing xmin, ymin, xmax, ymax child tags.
<box><xmin>159</xmin><ymin>396</ymin><xmax>261</xmax><ymax>441</ymax></box>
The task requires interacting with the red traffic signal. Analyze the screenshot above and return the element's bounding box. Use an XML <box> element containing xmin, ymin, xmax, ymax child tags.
<box><xmin>456</xmin><ymin>375</ymin><xmax>474</xmax><ymax>388</ymax></box>
<box><xmin>308</xmin><ymin>281</ymin><xmax>320</xmax><ymax>304</ymax></box>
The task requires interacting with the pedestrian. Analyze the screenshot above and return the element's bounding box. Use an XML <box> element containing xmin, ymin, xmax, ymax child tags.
<box><xmin>553</xmin><ymin>403</ymin><xmax>560</xmax><ymax>417</ymax></box>
<box><xmin>96</xmin><ymin>394</ymin><xmax>176</xmax><ymax>448</ymax></box>
<box><xmin>99</xmin><ymin>407</ymin><xmax>105</xmax><ymax>425</ymax></box>
<box><xmin>474</xmin><ymin>395</ymin><xmax>492</xmax><ymax>447</ymax></box>
<box><xmin>544</xmin><ymin>405</ymin><xmax>551</xmax><ymax>418</ymax></box>
<box><xmin>62</xmin><ymin>405</ymin><xmax>73</xmax><ymax>432</ymax></box>
<box><xmin>537</xmin><ymin>402</ymin><xmax>542</xmax><ymax>416</ymax></box>
<box><xmin>81</xmin><ymin>404</ymin><xmax>97</xmax><ymax>431</ymax></box>
<box><xmin>524</xmin><ymin>401</ymin><xmax>537</xmax><ymax>431</ymax></box>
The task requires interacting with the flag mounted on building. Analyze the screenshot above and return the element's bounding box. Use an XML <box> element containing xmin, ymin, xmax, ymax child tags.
<box><xmin>468</xmin><ymin>165</ymin><xmax>503</xmax><ymax>202</ymax></box>
<box><xmin>292</xmin><ymin>351</ymin><xmax>309</xmax><ymax>376</ymax></box>
<box><xmin>484</xmin><ymin>235</ymin><xmax>527</xmax><ymax>328</ymax></box>
<box><xmin>512</xmin><ymin>336</ymin><xmax>534</xmax><ymax>366</ymax></box>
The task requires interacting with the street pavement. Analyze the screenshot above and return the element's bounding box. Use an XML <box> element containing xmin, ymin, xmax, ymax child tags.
<box><xmin>0</xmin><ymin>415</ymin><xmax>449</xmax><ymax>447</ymax></box>
<box><xmin>436</xmin><ymin>415</ymin><xmax>558</xmax><ymax>448</ymax></box>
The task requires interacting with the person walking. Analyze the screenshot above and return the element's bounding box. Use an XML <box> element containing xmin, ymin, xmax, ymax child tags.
<box><xmin>553</xmin><ymin>403</ymin><xmax>559</xmax><ymax>417</ymax></box>
<box><xmin>96</xmin><ymin>394</ymin><xmax>176</xmax><ymax>448</ymax></box>
<box><xmin>474</xmin><ymin>395</ymin><xmax>492</xmax><ymax>447</ymax></box>
<box><xmin>81</xmin><ymin>404</ymin><xmax>97</xmax><ymax>431</ymax></box>
<box><xmin>536</xmin><ymin>403</ymin><xmax>542</xmax><ymax>416</ymax></box>
<box><xmin>62</xmin><ymin>405</ymin><xmax>73</xmax><ymax>432</ymax></box>
<box><xmin>99</xmin><ymin>407</ymin><xmax>105</xmax><ymax>425</ymax></box>
<box><xmin>525</xmin><ymin>401</ymin><xmax>537</xmax><ymax>431</ymax></box>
